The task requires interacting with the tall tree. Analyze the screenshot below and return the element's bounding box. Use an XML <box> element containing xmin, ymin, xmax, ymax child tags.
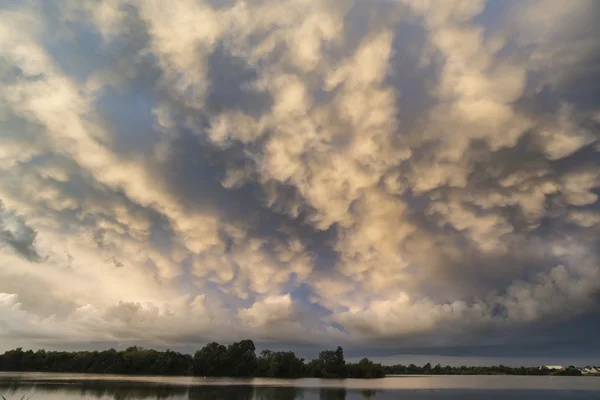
<box><xmin>194</xmin><ymin>342</ymin><xmax>229</xmax><ymax>376</ymax></box>
<box><xmin>227</xmin><ymin>339</ymin><xmax>258</xmax><ymax>377</ymax></box>
<box><xmin>309</xmin><ymin>346</ymin><xmax>347</xmax><ymax>378</ymax></box>
<box><xmin>256</xmin><ymin>350</ymin><xmax>305</xmax><ymax>378</ymax></box>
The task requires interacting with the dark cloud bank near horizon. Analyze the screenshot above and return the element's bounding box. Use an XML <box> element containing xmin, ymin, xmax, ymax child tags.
<box><xmin>0</xmin><ymin>0</ymin><xmax>599</xmax><ymax>365</ymax></box>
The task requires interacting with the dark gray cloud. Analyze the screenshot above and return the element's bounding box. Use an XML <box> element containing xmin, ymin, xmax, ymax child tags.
<box><xmin>0</xmin><ymin>202</ymin><xmax>43</xmax><ymax>262</ymax></box>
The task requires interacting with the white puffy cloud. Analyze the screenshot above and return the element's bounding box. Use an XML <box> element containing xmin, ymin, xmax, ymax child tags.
<box><xmin>0</xmin><ymin>0</ymin><xmax>599</xmax><ymax>353</ymax></box>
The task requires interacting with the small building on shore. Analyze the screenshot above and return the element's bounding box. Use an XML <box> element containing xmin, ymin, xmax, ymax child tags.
<box><xmin>540</xmin><ymin>365</ymin><xmax>565</xmax><ymax>371</ymax></box>
<box><xmin>582</xmin><ymin>367</ymin><xmax>598</xmax><ymax>374</ymax></box>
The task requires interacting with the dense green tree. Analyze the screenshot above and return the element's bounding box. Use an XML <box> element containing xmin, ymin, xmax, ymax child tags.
<box><xmin>193</xmin><ymin>342</ymin><xmax>229</xmax><ymax>376</ymax></box>
<box><xmin>256</xmin><ymin>350</ymin><xmax>305</xmax><ymax>378</ymax></box>
<box><xmin>557</xmin><ymin>366</ymin><xmax>582</xmax><ymax>376</ymax></box>
<box><xmin>227</xmin><ymin>339</ymin><xmax>258</xmax><ymax>377</ymax></box>
<box><xmin>308</xmin><ymin>346</ymin><xmax>347</xmax><ymax>378</ymax></box>
<box><xmin>346</xmin><ymin>358</ymin><xmax>385</xmax><ymax>379</ymax></box>
<box><xmin>422</xmin><ymin>362</ymin><xmax>432</xmax><ymax>374</ymax></box>
<box><xmin>0</xmin><ymin>347</ymin><xmax>192</xmax><ymax>375</ymax></box>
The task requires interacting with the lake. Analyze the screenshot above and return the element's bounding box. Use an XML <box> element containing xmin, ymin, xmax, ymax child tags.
<box><xmin>1</xmin><ymin>372</ymin><xmax>599</xmax><ymax>399</ymax></box>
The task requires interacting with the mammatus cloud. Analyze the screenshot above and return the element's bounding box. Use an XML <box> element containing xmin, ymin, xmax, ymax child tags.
<box><xmin>0</xmin><ymin>0</ymin><xmax>599</xmax><ymax>355</ymax></box>
<box><xmin>0</xmin><ymin>202</ymin><xmax>43</xmax><ymax>262</ymax></box>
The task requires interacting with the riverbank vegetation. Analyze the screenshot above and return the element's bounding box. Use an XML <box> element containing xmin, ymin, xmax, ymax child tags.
<box><xmin>383</xmin><ymin>363</ymin><xmax>585</xmax><ymax>376</ymax></box>
<box><xmin>0</xmin><ymin>342</ymin><xmax>383</xmax><ymax>379</ymax></box>
<box><xmin>0</xmin><ymin>344</ymin><xmax>593</xmax><ymax>378</ymax></box>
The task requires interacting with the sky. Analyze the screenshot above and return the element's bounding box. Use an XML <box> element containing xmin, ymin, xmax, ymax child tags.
<box><xmin>0</xmin><ymin>0</ymin><xmax>599</xmax><ymax>366</ymax></box>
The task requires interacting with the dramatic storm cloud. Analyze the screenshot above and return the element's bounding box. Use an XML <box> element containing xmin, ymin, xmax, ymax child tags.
<box><xmin>1</xmin><ymin>0</ymin><xmax>599</xmax><ymax>361</ymax></box>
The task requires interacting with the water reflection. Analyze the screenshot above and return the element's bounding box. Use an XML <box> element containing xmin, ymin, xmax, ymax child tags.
<box><xmin>249</xmin><ymin>386</ymin><xmax>303</xmax><ymax>400</ymax></box>
<box><xmin>359</xmin><ymin>390</ymin><xmax>376</xmax><ymax>399</ymax></box>
<box><xmin>0</xmin><ymin>381</ymin><xmax>188</xmax><ymax>399</ymax></box>
<box><xmin>187</xmin><ymin>385</ymin><xmax>252</xmax><ymax>400</ymax></box>
<box><xmin>0</xmin><ymin>381</ymin><xmax>354</xmax><ymax>400</ymax></box>
<box><xmin>2</xmin><ymin>375</ymin><xmax>600</xmax><ymax>400</ymax></box>
<box><xmin>319</xmin><ymin>388</ymin><xmax>346</xmax><ymax>400</ymax></box>
<box><xmin>188</xmin><ymin>385</ymin><xmax>309</xmax><ymax>400</ymax></box>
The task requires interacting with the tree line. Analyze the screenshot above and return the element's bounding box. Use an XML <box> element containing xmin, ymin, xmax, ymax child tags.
<box><xmin>383</xmin><ymin>362</ymin><xmax>584</xmax><ymax>376</ymax></box>
<box><xmin>1</xmin><ymin>343</ymin><xmax>591</xmax><ymax>378</ymax></box>
<box><xmin>0</xmin><ymin>341</ymin><xmax>384</xmax><ymax>379</ymax></box>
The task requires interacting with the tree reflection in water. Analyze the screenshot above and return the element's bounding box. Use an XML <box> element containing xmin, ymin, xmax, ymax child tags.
<box><xmin>319</xmin><ymin>388</ymin><xmax>346</xmax><ymax>400</ymax></box>
<box><xmin>0</xmin><ymin>381</ymin><xmax>366</xmax><ymax>399</ymax></box>
<box><xmin>188</xmin><ymin>385</ymin><xmax>253</xmax><ymax>400</ymax></box>
<box><xmin>360</xmin><ymin>389</ymin><xmax>377</xmax><ymax>399</ymax></box>
<box><xmin>253</xmin><ymin>386</ymin><xmax>303</xmax><ymax>400</ymax></box>
<box><xmin>0</xmin><ymin>381</ymin><xmax>188</xmax><ymax>399</ymax></box>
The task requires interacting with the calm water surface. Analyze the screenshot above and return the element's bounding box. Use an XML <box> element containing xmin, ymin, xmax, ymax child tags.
<box><xmin>1</xmin><ymin>372</ymin><xmax>599</xmax><ymax>399</ymax></box>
